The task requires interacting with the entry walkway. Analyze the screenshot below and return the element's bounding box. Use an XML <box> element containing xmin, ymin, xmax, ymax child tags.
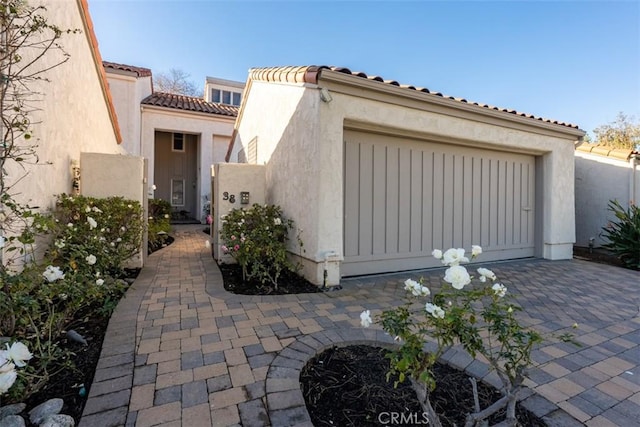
<box><xmin>80</xmin><ymin>225</ymin><xmax>640</xmax><ymax>426</ymax></box>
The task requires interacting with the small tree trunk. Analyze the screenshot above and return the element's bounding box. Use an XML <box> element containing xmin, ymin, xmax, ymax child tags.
<box><xmin>504</xmin><ymin>387</ymin><xmax>518</xmax><ymax>426</ymax></box>
<box><xmin>411</xmin><ymin>379</ymin><xmax>443</xmax><ymax>427</ymax></box>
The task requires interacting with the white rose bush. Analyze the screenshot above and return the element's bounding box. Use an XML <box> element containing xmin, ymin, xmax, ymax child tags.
<box><xmin>0</xmin><ymin>194</ymin><xmax>146</xmax><ymax>403</ymax></box>
<box><xmin>219</xmin><ymin>203</ymin><xmax>302</xmax><ymax>291</ymax></box>
<box><xmin>360</xmin><ymin>246</ymin><xmax>565</xmax><ymax>427</ymax></box>
<box><xmin>0</xmin><ymin>342</ymin><xmax>32</xmax><ymax>404</ymax></box>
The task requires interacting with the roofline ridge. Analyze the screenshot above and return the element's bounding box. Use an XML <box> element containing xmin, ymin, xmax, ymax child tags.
<box><xmin>246</xmin><ymin>65</ymin><xmax>582</xmax><ymax>130</ymax></box>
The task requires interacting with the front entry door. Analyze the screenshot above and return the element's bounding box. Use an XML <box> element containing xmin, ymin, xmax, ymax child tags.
<box><xmin>154</xmin><ymin>131</ymin><xmax>198</xmax><ymax>220</ymax></box>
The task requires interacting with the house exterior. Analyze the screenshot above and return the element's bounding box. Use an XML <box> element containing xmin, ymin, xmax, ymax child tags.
<box><xmin>226</xmin><ymin>65</ymin><xmax>585</xmax><ymax>285</ymax></box>
<box><xmin>104</xmin><ymin>64</ymin><xmax>241</xmax><ymax>222</ymax></box>
<box><xmin>101</xmin><ymin>62</ymin><xmax>153</xmax><ymax>157</ymax></box>
<box><xmin>12</xmin><ymin>1</ymin><xmax>128</xmax><ymax>205</ymax></box>
<box><xmin>1</xmin><ymin>0</ymin><xmax>147</xmax><ymax>265</ymax></box>
<box><xmin>574</xmin><ymin>143</ymin><xmax>639</xmax><ymax>248</ymax></box>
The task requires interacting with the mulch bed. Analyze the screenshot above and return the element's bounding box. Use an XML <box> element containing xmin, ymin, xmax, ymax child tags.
<box><xmin>148</xmin><ymin>234</ymin><xmax>175</xmax><ymax>254</ymax></box>
<box><xmin>573</xmin><ymin>246</ymin><xmax>626</xmax><ymax>268</ymax></box>
<box><xmin>301</xmin><ymin>345</ymin><xmax>546</xmax><ymax>427</ymax></box>
<box><xmin>218</xmin><ymin>263</ymin><xmax>322</xmax><ymax>295</ymax></box>
<box><xmin>19</xmin><ymin>267</ymin><xmax>140</xmax><ymax>424</ymax></box>
<box><xmin>17</xmin><ymin>239</ymin><xmax>623</xmax><ymax>424</ymax></box>
<box><xmin>22</xmin><ymin>307</ymin><xmax>112</xmax><ymax>424</ymax></box>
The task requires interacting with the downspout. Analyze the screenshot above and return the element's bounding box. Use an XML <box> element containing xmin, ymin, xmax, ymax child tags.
<box><xmin>631</xmin><ymin>154</ymin><xmax>638</xmax><ymax>205</ymax></box>
<box><xmin>321</xmin><ymin>251</ymin><xmax>341</xmax><ymax>291</ymax></box>
<box><xmin>139</xmin><ymin>104</ymin><xmax>144</xmax><ymax>157</ymax></box>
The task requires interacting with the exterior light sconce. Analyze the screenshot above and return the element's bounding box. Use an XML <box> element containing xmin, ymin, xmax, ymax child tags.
<box><xmin>319</xmin><ymin>88</ymin><xmax>333</xmax><ymax>103</ymax></box>
<box><xmin>71</xmin><ymin>159</ymin><xmax>80</xmax><ymax>195</ymax></box>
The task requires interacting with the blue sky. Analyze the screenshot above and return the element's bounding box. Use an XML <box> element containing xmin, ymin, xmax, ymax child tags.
<box><xmin>88</xmin><ymin>0</ymin><xmax>639</xmax><ymax>134</ymax></box>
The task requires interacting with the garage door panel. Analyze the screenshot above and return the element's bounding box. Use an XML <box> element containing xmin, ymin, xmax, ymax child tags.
<box><xmin>512</xmin><ymin>163</ymin><xmax>522</xmax><ymax>245</ymax></box>
<box><xmin>344</xmin><ymin>141</ymin><xmax>359</xmax><ymax>257</ymax></box>
<box><xmin>431</xmin><ymin>152</ymin><xmax>445</xmax><ymax>250</ymax></box>
<box><xmin>343</xmin><ymin>131</ymin><xmax>536</xmax><ymax>276</ymax></box>
<box><xmin>372</xmin><ymin>144</ymin><xmax>386</xmax><ymax>254</ymax></box>
<box><xmin>385</xmin><ymin>146</ymin><xmax>399</xmax><ymax>254</ymax></box>
<box><xmin>398</xmin><ymin>147</ymin><xmax>412</xmax><ymax>253</ymax></box>
<box><xmin>358</xmin><ymin>142</ymin><xmax>374</xmax><ymax>257</ymax></box>
<box><xmin>471</xmin><ymin>157</ymin><xmax>482</xmax><ymax>247</ymax></box>
<box><xmin>421</xmin><ymin>152</ymin><xmax>433</xmax><ymax>253</ymax></box>
<box><xmin>410</xmin><ymin>150</ymin><xmax>423</xmax><ymax>253</ymax></box>
<box><xmin>453</xmin><ymin>154</ymin><xmax>465</xmax><ymax>246</ymax></box>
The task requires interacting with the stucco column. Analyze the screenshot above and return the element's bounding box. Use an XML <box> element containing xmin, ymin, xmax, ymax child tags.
<box><xmin>542</xmin><ymin>143</ymin><xmax>576</xmax><ymax>259</ymax></box>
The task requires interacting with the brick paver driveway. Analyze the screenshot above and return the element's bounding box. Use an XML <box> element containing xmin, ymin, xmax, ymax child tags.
<box><xmin>80</xmin><ymin>225</ymin><xmax>640</xmax><ymax>426</ymax></box>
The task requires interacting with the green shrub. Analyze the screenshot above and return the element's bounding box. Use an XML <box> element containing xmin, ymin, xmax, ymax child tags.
<box><xmin>602</xmin><ymin>200</ymin><xmax>640</xmax><ymax>270</ymax></box>
<box><xmin>51</xmin><ymin>194</ymin><xmax>144</xmax><ymax>277</ymax></box>
<box><xmin>0</xmin><ymin>194</ymin><xmax>142</xmax><ymax>402</ymax></box>
<box><xmin>219</xmin><ymin>204</ymin><xmax>299</xmax><ymax>290</ymax></box>
<box><xmin>148</xmin><ymin>199</ymin><xmax>172</xmax><ymax>251</ymax></box>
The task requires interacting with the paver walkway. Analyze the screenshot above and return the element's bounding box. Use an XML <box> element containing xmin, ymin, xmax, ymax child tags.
<box><xmin>80</xmin><ymin>225</ymin><xmax>640</xmax><ymax>426</ymax></box>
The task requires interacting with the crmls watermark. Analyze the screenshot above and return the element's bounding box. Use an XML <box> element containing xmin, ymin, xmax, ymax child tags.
<box><xmin>378</xmin><ymin>412</ymin><xmax>430</xmax><ymax>425</ymax></box>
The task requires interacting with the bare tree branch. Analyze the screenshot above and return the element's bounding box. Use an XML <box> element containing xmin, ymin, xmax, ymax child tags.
<box><xmin>154</xmin><ymin>68</ymin><xmax>201</xmax><ymax>97</ymax></box>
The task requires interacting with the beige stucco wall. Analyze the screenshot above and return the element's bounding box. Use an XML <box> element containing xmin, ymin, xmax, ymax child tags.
<box><xmin>575</xmin><ymin>151</ymin><xmax>640</xmax><ymax>247</ymax></box>
<box><xmin>233</xmin><ymin>76</ymin><xmax>582</xmax><ymax>284</ymax></box>
<box><xmin>6</xmin><ymin>0</ymin><xmax>125</xmax><ymax>216</ymax></box>
<box><xmin>105</xmin><ymin>72</ymin><xmax>152</xmax><ymax>156</ymax></box>
<box><xmin>212</xmin><ymin>163</ymin><xmax>266</xmax><ymax>262</ymax></box>
<box><xmin>81</xmin><ymin>153</ymin><xmax>148</xmax><ymax>267</ymax></box>
<box><xmin>141</xmin><ymin>107</ymin><xmax>234</xmax><ymax>222</ymax></box>
<box><xmin>230</xmin><ymin>81</ymin><xmax>338</xmax><ymax>284</ymax></box>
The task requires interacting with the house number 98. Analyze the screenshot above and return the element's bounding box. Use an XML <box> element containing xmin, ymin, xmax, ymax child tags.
<box><xmin>223</xmin><ymin>192</ymin><xmax>236</xmax><ymax>203</ymax></box>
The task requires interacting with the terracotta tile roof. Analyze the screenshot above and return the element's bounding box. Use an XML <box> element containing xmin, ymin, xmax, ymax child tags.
<box><xmin>575</xmin><ymin>142</ymin><xmax>638</xmax><ymax>160</ymax></box>
<box><xmin>248</xmin><ymin>65</ymin><xmax>581</xmax><ymax>130</ymax></box>
<box><xmin>141</xmin><ymin>92</ymin><xmax>238</xmax><ymax>117</ymax></box>
<box><xmin>103</xmin><ymin>61</ymin><xmax>152</xmax><ymax>78</ymax></box>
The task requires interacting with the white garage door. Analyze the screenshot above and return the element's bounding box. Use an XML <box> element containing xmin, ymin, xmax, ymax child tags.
<box><xmin>343</xmin><ymin>130</ymin><xmax>536</xmax><ymax>276</ymax></box>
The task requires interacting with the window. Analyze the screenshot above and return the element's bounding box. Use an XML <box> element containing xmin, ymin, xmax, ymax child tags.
<box><xmin>171</xmin><ymin>179</ymin><xmax>185</xmax><ymax>206</ymax></box>
<box><xmin>172</xmin><ymin>133</ymin><xmax>184</xmax><ymax>152</ymax></box>
<box><xmin>211</xmin><ymin>89</ymin><xmax>221</xmax><ymax>103</ymax></box>
<box><xmin>210</xmin><ymin>88</ymin><xmax>242</xmax><ymax>106</ymax></box>
<box><xmin>232</xmin><ymin>92</ymin><xmax>241</xmax><ymax>106</ymax></box>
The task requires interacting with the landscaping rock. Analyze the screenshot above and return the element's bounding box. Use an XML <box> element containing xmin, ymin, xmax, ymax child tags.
<box><xmin>0</xmin><ymin>404</ymin><xmax>26</xmax><ymax>420</ymax></box>
<box><xmin>40</xmin><ymin>414</ymin><xmax>75</xmax><ymax>427</ymax></box>
<box><xmin>66</xmin><ymin>330</ymin><xmax>88</xmax><ymax>346</ymax></box>
<box><xmin>28</xmin><ymin>399</ymin><xmax>63</xmax><ymax>425</ymax></box>
<box><xmin>0</xmin><ymin>415</ymin><xmax>26</xmax><ymax>427</ymax></box>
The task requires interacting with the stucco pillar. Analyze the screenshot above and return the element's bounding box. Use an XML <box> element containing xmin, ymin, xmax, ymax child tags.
<box><xmin>542</xmin><ymin>144</ymin><xmax>576</xmax><ymax>259</ymax></box>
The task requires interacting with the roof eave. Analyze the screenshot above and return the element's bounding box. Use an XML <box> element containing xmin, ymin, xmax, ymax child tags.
<box><xmin>317</xmin><ymin>69</ymin><xmax>586</xmax><ymax>140</ymax></box>
<box><xmin>140</xmin><ymin>103</ymin><xmax>237</xmax><ymax>120</ymax></box>
<box><xmin>77</xmin><ymin>0</ymin><xmax>123</xmax><ymax>145</ymax></box>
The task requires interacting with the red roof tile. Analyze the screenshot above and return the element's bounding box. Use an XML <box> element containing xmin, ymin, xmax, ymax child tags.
<box><xmin>103</xmin><ymin>61</ymin><xmax>152</xmax><ymax>78</ymax></box>
<box><xmin>248</xmin><ymin>65</ymin><xmax>581</xmax><ymax>130</ymax></box>
<box><xmin>141</xmin><ymin>92</ymin><xmax>238</xmax><ymax>117</ymax></box>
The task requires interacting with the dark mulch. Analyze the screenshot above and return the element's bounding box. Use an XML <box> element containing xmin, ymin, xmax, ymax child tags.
<box><xmin>14</xmin><ymin>231</ymin><xmax>177</xmax><ymax>424</ymax></box>
<box><xmin>19</xmin><ymin>268</ymin><xmax>140</xmax><ymax>424</ymax></box>
<box><xmin>148</xmin><ymin>234</ymin><xmax>175</xmax><ymax>254</ymax></box>
<box><xmin>573</xmin><ymin>246</ymin><xmax>625</xmax><ymax>268</ymax></box>
<box><xmin>218</xmin><ymin>263</ymin><xmax>323</xmax><ymax>295</ymax></box>
<box><xmin>301</xmin><ymin>345</ymin><xmax>546</xmax><ymax>427</ymax></box>
<box><xmin>22</xmin><ymin>307</ymin><xmax>112</xmax><ymax>424</ymax></box>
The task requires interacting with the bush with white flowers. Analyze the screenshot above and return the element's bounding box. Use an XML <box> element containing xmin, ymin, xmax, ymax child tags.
<box><xmin>219</xmin><ymin>203</ymin><xmax>301</xmax><ymax>290</ymax></box>
<box><xmin>360</xmin><ymin>246</ymin><xmax>560</xmax><ymax>427</ymax></box>
<box><xmin>0</xmin><ymin>342</ymin><xmax>32</xmax><ymax>404</ymax></box>
<box><xmin>51</xmin><ymin>194</ymin><xmax>144</xmax><ymax>278</ymax></box>
<box><xmin>0</xmin><ymin>194</ymin><xmax>144</xmax><ymax>403</ymax></box>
